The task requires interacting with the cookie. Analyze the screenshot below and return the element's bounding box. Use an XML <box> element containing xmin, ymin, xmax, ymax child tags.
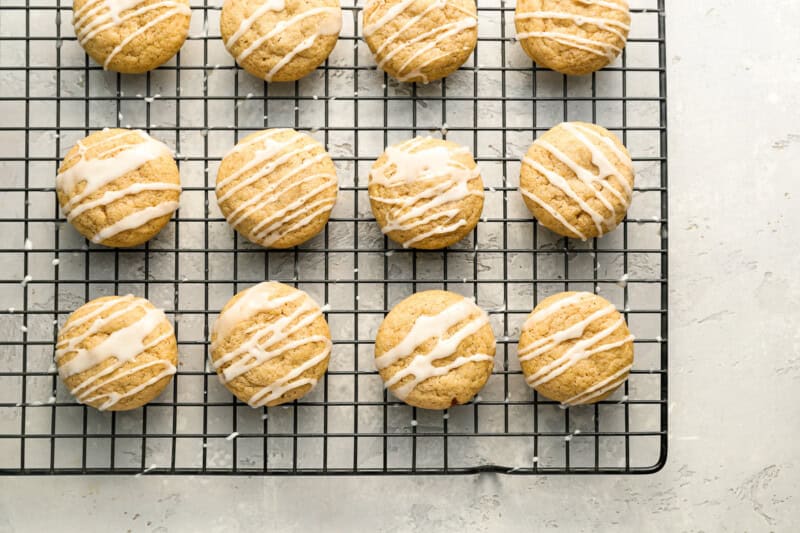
<box><xmin>519</xmin><ymin>121</ymin><xmax>634</xmax><ymax>240</ymax></box>
<box><xmin>362</xmin><ymin>0</ymin><xmax>478</xmax><ymax>83</ymax></box>
<box><xmin>72</xmin><ymin>0</ymin><xmax>191</xmax><ymax>73</ymax></box>
<box><xmin>515</xmin><ymin>0</ymin><xmax>630</xmax><ymax>76</ymax></box>
<box><xmin>375</xmin><ymin>290</ymin><xmax>495</xmax><ymax>409</ymax></box>
<box><xmin>57</xmin><ymin>128</ymin><xmax>181</xmax><ymax>247</ymax></box>
<box><xmin>220</xmin><ymin>0</ymin><xmax>342</xmax><ymax>82</ymax></box>
<box><xmin>517</xmin><ymin>291</ymin><xmax>634</xmax><ymax>406</ymax></box>
<box><xmin>210</xmin><ymin>282</ymin><xmax>332</xmax><ymax>407</ymax></box>
<box><xmin>215</xmin><ymin>128</ymin><xmax>338</xmax><ymax>248</ymax></box>
<box><xmin>368</xmin><ymin>137</ymin><xmax>483</xmax><ymax>249</ymax></box>
<box><xmin>55</xmin><ymin>295</ymin><xmax>178</xmax><ymax>411</ymax></box>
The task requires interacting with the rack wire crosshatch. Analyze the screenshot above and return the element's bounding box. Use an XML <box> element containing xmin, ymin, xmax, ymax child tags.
<box><xmin>0</xmin><ymin>0</ymin><xmax>667</xmax><ymax>475</ymax></box>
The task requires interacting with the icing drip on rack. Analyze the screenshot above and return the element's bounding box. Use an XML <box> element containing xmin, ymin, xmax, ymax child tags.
<box><xmin>223</xmin><ymin>0</ymin><xmax>342</xmax><ymax>82</ymax></box>
<box><xmin>369</xmin><ymin>137</ymin><xmax>483</xmax><ymax>248</ymax></box>
<box><xmin>521</xmin><ymin>122</ymin><xmax>633</xmax><ymax>239</ymax></box>
<box><xmin>55</xmin><ymin>295</ymin><xmax>176</xmax><ymax>410</ymax></box>
<box><xmin>363</xmin><ymin>0</ymin><xmax>477</xmax><ymax>83</ymax></box>
<box><xmin>375</xmin><ymin>298</ymin><xmax>493</xmax><ymax>400</ymax></box>
<box><xmin>57</xmin><ymin>129</ymin><xmax>180</xmax><ymax>243</ymax></box>
<box><xmin>210</xmin><ymin>282</ymin><xmax>331</xmax><ymax>407</ymax></box>
<box><xmin>515</xmin><ymin>1</ymin><xmax>630</xmax><ymax>60</ymax></box>
<box><xmin>72</xmin><ymin>0</ymin><xmax>192</xmax><ymax>69</ymax></box>
<box><xmin>215</xmin><ymin>129</ymin><xmax>337</xmax><ymax>247</ymax></box>
<box><xmin>518</xmin><ymin>292</ymin><xmax>634</xmax><ymax>406</ymax></box>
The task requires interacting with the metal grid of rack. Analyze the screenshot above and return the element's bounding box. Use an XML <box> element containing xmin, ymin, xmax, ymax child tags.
<box><xmin>0</xmin><ymin>0</ymin><xmax>667</xmax><ymax>474</ymax></box>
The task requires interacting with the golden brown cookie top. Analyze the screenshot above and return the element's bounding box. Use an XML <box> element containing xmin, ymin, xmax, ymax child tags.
<box><xmin>375</xmin><ymin>290</ymin><xmax>495</xmax><ymax>409</ymax></box>
<box><xmin>519</xmin><ymin>121</ymin><xmax>634</xmax><ymax>240</ymax></box>
<box><xmin>514</xmin><ymin>0</ymin><xmax>630</xmax><ymax>75</ymax></box>
<box><xmin>72</xmin><ymin>0</ymin><xmax>192</xmax><ymax>73</ymax></box>
<box><xmin>215</xmin><ymin>128</ymin><xmax>338</xmax><ymax>249</ymax></box>
<box><xmin>518</xmin><ymin>291</ymin><xmax>634</xmax><ymax>406</ymax></box>
<box><xmin>221</xmin><ymin>0</ymin><xmax>342</xmax><ymax>82</ymax></box>
<box><xmin>56</xmin><ymin>295</ymin><xmax>178</xmax><ymax>411</ymax></box>
<box><xmin>368</xmin><ymin>136</ymin><xmax>484</xmax><ymax>249</ymax></box>
<box><xmin>362</xmin><ymin>0</ymin><xmax>478</xmax><ymax>83</ymax></box>
<box><xmin>210</xmin><ymin>282</ymin><xmax>332</xmax><ymax>407</ymax></box>
<box><xmin>57</xmin><ymin>128</ymin><xmax>181</xmax><ymax>247</ymax></box>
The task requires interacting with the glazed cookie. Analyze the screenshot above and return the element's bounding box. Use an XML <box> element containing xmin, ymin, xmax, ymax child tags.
<box><xmin>210</xmin><ymin>282</ymin><xmax>332</xmax><ymax>407</ymax></box>
<box><xmin>362</xmin><ymin>0</ymin><xmax>478</xmax><ymax>83</ymax></box>
<box><xmin>375</xmin><ymin>290</ymin><xmax>495</xmax><ymax>409</ymax></box>
<box><xmin>72</xmin><ymin>0</ymin><xmax>191</xmax><ymax>73</ymax></box>
<box><xmin>215</xmin><ymin>128</ymin><xmax>338</xmax><ymax>248</ymax></box>
<box><xmin>57</xmin><ymin>128</ymin><xmax>181</xmax><ymax>247</ymax></box>
<box><xmin>515</xmin><ymin>0</ymin><xmax>630</xmax><ymax>75</ymax></box>
<box><xmin>518</xmin><ymin>291</ymin><xmax>634</xmax><ymax>406</ymax></box>
<box><xmin>55</xmin><ymin>295</ymin><xmax>178</xmax><ymax>411</ymax></box>
<box><xmin>368</xmin><ymin>137</ymin><xmax>483</xmax><ymax>249</ymax></box>
<box><xmin>519</xmin><ymin>121</ymin><xmax>634</xmax><ymax>240</ymax></box>
<box><xmin>220</xmin><ymin>0</ymin><xmax>342</xmax><ymax>82</ymax></box>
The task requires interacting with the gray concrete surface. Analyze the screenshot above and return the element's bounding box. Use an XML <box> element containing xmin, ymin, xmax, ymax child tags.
<box><xmin>2</xmin><ymin>0</ymin><xmax>800</xmax><ymax>531</ymax></box>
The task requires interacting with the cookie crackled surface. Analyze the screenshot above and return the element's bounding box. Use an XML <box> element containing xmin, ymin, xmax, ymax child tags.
<box><xmin>362</xmin><ymin>0</ymin><xmax>478</xmax><ymax>83</ymax></box>
<box><xmin>55</xmin><ymin>295</ymin><xmax>178</xmax><ymax>411</ymax></box>
<box><xmin>514</xmin><ymin>0</ymin><xmax>631</xmax><ymax>75</ymax></box>
<box><xmin>517</xmin><ymin>291</ymin><xmax>634</xmax><ymax>406</ymax></box>
<box><xmin>56</xmin><ymin>128</ymin><xmax>181</xmax><ymax>248</ymax></box>
<box><xmin>375</xmin><ymin>290</ymin><xmax>495</xmax><ymax>410</ymax></box>
<box><xmin>519</xmin><ymin>121</ymin><xmax>634</xmax><ymax>240</ymax></box>
<box><xmin>221</xmin><ymin>0</ymin><xmax>342</xmax><ymax>82</ymax></box>
<box><xmin>210</xmin><ymin>282</ymin><xmax>332</xmax><ymax>407</ymax></box>
<box><xmin>368</xmin><ymin>136</ymin><xmax>484</xmax><ymax>249</ymax></box>
<box><xmin>72</xmin><ymin>0</ymin><xmax>192</xmax><ymax>73</ymax></box>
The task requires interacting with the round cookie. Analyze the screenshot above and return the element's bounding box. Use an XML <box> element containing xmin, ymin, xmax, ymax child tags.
<box><xmin>216</xmin><ymin>128</ymin><xmax>338</xmax><ymax>248</ymax></box>
<box><xmin>55</xmin><ymin>295</ymin><xmax>178</xmax><ymax>411</ymax></box>
<box><xmin>220</xmin><ymin>0</ymin><xmax>342</xmax><ymax>82</ymax></box>
<box><xmin>519</xmin><ymin>121</ymin><xmax>634</xmax><ymax>240</ymax></box>
<box><xmin>210</xmin><ymin>282</ymin><xmax>332</xmax><ymax>407</ymax></box>
<box><xmin>72</xmin><ymin>0</ymin><xmax>191</xmax><ymax>73</ymax></box>
<box><xmin>375</xmin><ymin>290</ymin><xmax>495</xmax><ymax>409</ymax></box>
<box><xmin>368</xmin><ymin>137</ymin><xmax>483</xmax><ymax>249</ymax></box>
<box><xmin>362</xmin><ymin>0</ymin><xmax>478</xmax><ymax>83</ymax></box>
<box><xmin>514</xmin><ymin>0</ymin><xmax>630</xmax><ymax>76</ymax></box>
<box><xmin>57</xmin><ymin>128</ymin><xmax>181</xmax><ymax>247</ymax></box>
<box><xmin>517</xmin><ymin>291</ymin><xmax>634</xmax><ymax>406</ymax></box>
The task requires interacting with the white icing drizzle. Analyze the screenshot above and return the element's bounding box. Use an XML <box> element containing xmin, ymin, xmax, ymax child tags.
<box><xmin>216</xmin><ymin>129</ymin><xmax>337</xmax><ymax>248</ymax></box>
<box><xmin>516</xmin><ymin>30</ymin><xmax>621</xmax><ymax>60</ymax></box>
<box><xmin>523</xmin><ymin>292</ymin><xmax>589</xmax><ymax>330</ymax></box>
<box><xmin>72</xmin><ymin>0</ymin><xmax>192</xmax><ymax>69</ymax></box>
<box><xmin>518</xmin><ymin>292</ymin><xmax>634</xmax><ymax>405</ymax></box>
<box><xmin>265</xmin><ymin>34</ymin><xmax>317</xmax><ymax>81</ymax></box>
<box><xmin>210</xmin><ymin>282</ymin><xmax>331</xmax><ymax>407</ymax></box>
<box><xmin>519</xmin><ymin>187</ymin><xmax>586</xmax><ymax>240</ymax></box>
<box><xmin>515</xmin><ymin>1</ymin><xmax>629</xmax><ymax>61</ymax></box>
<box><xmin>522</xmin><ymin>156</ymin><xmax>609</xmax><ymax>235</ymax></box>
<box><xmin>364</xmin><ymin>0</ymin><xmax>477</xmax><ymax>83</ymax></box>
<box><xmin>223</xmin><ymin>2</ymin><xmax>342</xmax><ymax>82</ymax></box>
<box><xmin>375</xmin><ymin>298</ymin><xmax>494</xmax><ymax>400</ymax></box>
<box><xmin>521</xmin><ymin>122</ymin><xmax>633</xmax><ymax>239</ymax></box>
<box><xmin>91</xmin><ymin>201</ymin><xmax>180</xmax><ymax>243</ymax></box>
<box><xmin>369</xmin><ymin>137</ymin><xmax>482</xmax><ymax>248</ymax></box>
<box><xmin>561</xmin><ymin>363</ymin><xmax>631</xmax><ymax>406</ymax></box>
<box><xmin>363</xmin><ymin>0</ymin><xmax>418</xmax><ymax>36</ymax></box>
<box><xmin>55</xmin><ymin>295</ymin><xmax>176</xmax><ymax>411</ymax></box>
<box><xmin>576</xmin><ymin>0</ymin><xmax>629</xmax><ymax>13</ymax></box>
<box><xmin>516</xmin><ymin>11</ymin><xmax>629</xmax><ymax>41</ymax></box>
<box><xmin>225</xmin><ymin>0</ymin><xmax>286</xmax><ymax>46</ymax></box>
<box><xmin>57</xmin><ymin>129</ymin><xmax>180</xmax><ymax>244</ymax></box>
<box><xmin>66</xmin><ymin>183</ymin><xmax>181</xmax><ymax>222</ymax></box>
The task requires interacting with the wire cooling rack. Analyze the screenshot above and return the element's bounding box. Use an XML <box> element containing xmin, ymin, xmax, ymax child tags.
<box><xmin>0</xmin><ymin>0</ymin><xmax>667</xmax><ymax>475</ymax></box>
